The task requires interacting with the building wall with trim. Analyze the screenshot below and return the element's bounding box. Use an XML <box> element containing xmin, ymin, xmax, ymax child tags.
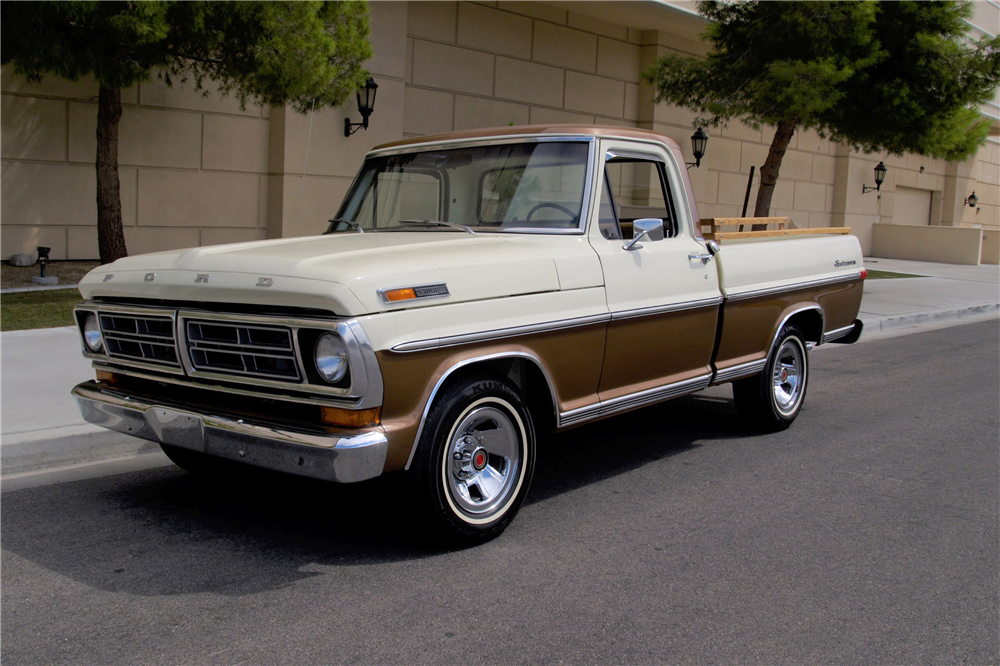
<box><xmin>1</xmin><ymin>0</ymin><xmax>997</xmax><ymax>261</ymax></box>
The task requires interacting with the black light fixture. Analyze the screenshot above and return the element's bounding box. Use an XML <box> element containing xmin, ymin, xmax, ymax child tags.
<box><xmin>687</xmin><ymin>127</ymin><xmax>709</xmax><ymax>169</ymax></box>
<box><xmin>36</xmin><ymin>246</ymin><xmax>50</xmax><ymax>278</ymax></box>
<box><xmin>344</xmin><ymin>77</ymin><xmax>379</xmax><ymax>137</ymax></box>
<box><xmin>964</xmin><ymin>191</ymin><xmax>979</xmax><ymax>207</ymax></box>
<box><xmin>862</xmin><ymin>161</ymin><xmax>888</xmax><ymax>193</ymax></box>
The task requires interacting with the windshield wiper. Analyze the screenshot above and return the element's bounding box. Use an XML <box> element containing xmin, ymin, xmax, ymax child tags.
<box><xmin>397</xmin><ymin>219</ymin><xmax>477</xmax><ymax>235</ymax></box>
<box><xmin>327</xmin><ymin>217</ymin><xmax>364</xmax><ymax>234</ymax></box>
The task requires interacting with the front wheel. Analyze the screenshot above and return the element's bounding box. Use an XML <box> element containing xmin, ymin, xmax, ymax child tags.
<box><xmin>411</xmin><ymin>376</ymin><xmax>536</xmax><ymax>543</ymax></box>
<box><xmin>733</xmin><ymin>325</ymin><xmax>809</xmax><ymax>431</ymax></box>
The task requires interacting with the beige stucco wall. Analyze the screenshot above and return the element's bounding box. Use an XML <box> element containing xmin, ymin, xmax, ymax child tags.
<box><xmin>981</xmin><ymin>229</ymin><xmax>1000</xmax><ymax>265</ymax></box>
<box><xmin>1</xmin><ymin>0</ymin><xmax>998</xmax><ymax>261</ymax></box>
<box><xmin>870</xmin><ymin>223</ymin><xmax>984</xmax><ymax>266</ymax></box>
<box><xmin>1</xmin><ymin>65</ymin><xmax>271</xmax><ymax>259</ymax></box>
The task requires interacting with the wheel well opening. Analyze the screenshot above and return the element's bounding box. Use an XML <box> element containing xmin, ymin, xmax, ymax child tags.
<box><xmin>787</xmin><ymin>308</ymin><xmax>824</xmax><ymax>344</ymax></box>
<box><xmin>439</xmin><ymin>357</ymin><xmax>557</xmax><ymax>433</ymax></box>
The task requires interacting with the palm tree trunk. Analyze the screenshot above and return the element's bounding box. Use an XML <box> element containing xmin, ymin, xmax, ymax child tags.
<box><xmin>751</xmin><ymin>119</ymin><xmax>796</xmax><ymax>229</ymax></box>
<box><xmin>96</xmin><ymin>85</ymin><xmax>127</xmax><ymax>264</ymax></box>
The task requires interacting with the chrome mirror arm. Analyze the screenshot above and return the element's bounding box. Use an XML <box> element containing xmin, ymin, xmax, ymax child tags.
<box><xmin>623</xmin><ymin>229</ymin><xmax>649</xmax><ymax>251</ymax></box>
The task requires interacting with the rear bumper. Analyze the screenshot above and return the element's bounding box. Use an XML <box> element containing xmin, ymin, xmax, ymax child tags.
<box><xmin>72</xmin><ymin>381</ymin><xmax>387</xmax><ymax>483</ymax></box>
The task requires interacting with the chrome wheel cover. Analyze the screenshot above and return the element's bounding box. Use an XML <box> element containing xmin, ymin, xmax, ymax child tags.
<box><xmin>445</xmin><ymin>405</ymin><xmax>522</xmax><ymax>518</ymax></box>
<box><xmin>772</xmin><ymin>337</ymin><xmax>805</xmax><ymax>415</ymax></box>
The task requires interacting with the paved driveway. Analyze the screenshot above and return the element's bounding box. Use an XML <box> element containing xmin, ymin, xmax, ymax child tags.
<box><xmin>2</xmin><ymin>320</ymin><xmax>997</xmax><ymax>664</ymax></box>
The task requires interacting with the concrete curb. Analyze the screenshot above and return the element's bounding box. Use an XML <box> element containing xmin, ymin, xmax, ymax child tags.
<box><xmin>1</xmin><ymin>284</ymin><xmax>79</xmax><ymax>294</ymax></box>
<box><xmin>861</xmin><ymin>302</ymin><xmax>999</xmax><ymax>334</ymax></box>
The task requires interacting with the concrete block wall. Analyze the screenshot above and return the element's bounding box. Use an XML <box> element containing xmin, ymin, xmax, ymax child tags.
<box><xmin>1</xmin><ymin>65</ymin><xmax>271</xmax><ymax>260</ymax></box>
<box><xmin>403</xmin><ymin>2</ymin><xmax>645</xmax><ymax>138</ymax></box>
<box><xmin>1</xmin><ymin>0</ymin><xmax>996</xmax><ymax>261</ymax></box>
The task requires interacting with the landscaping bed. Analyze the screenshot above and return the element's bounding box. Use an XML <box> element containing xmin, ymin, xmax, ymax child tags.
<box><xmin>1</xmin><ymin>260</ymin><xmax>100</xmax><ymax>290</ymax></box>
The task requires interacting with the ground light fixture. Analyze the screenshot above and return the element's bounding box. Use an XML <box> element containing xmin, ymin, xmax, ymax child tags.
<box><xmin>862</xmin><ymin>161</ymin><xmax>888</xmax><ymax>193</ymax></box>
<box><xmin>344</xmin><ymin>77</ymin><xmax>379</xmax><ymax>137</ymax></box>
<box><xmin>36</xmin><ymin>246</ymin><xmax>50</xmax><ymax>278</ymax></box>
<box><xmin>964</xmin><ymin>191</ymin><xmax>979</xmax><ymax>207</ymax></box>
<box><xmin>687</xmin><ymin>127</ymin><xmax>709</xmax><ymax>168</ymax></box>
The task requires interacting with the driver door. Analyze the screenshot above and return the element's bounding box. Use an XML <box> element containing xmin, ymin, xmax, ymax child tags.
<box><xmin>589</xmin><ymin>140</ymin><xmax>721</xmax><ymax>408</ymax></box>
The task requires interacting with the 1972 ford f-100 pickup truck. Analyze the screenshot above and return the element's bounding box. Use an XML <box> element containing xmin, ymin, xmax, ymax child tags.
<box><xmin>72</xmin><ymin>125</ymin><xmax>865</xmax><ymax>541</ymax></box>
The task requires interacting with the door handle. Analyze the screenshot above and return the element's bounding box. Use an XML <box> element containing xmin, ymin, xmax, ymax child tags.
<box><xmin>688</xmin><ymin>252</ymin><xmax>712</xmax><ymax>265</ymax></box>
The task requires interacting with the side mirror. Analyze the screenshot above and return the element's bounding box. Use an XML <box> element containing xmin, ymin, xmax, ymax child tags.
<box><xmin>623</xmin><ymin>218</ymin><xmax>664</xmax><ymax>251</ymax></box>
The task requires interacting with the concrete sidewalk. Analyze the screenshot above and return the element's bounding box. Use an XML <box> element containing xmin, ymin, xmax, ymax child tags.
<box><xmin>2</xmin><ymin>257</ymin><xmax>997</xmax><ymax>484</ymax></box>
<box><xmin>859</xmin><ymin>257</ymin><xmax>999</xmax><ymax>332</ymax></box>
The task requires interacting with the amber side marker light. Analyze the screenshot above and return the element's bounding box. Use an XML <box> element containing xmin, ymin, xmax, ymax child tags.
<box><xmin>382</xmin><ymin>288</ymin><xmax>417</xmax><ymax>302</ymax></box>
<box><xmin>95</xmin><ymin>370</ymin><xmax>118</xmax><ymax>385</ymax></box>
<box><xmin>321</xmin><ymin>406</ymin><xmax>381</xmax><ymax>427</ymax></box>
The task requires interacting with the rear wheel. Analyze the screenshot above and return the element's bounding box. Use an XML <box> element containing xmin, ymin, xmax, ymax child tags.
<box><xmin>733</xmin><ymin>325</ymin><xmax>809</xmax><ymax>431</ymax></box>
<box><xmin>411</xmin><ymin>376</ymin><xmax>536</xmax><ymax>543</ymax></box>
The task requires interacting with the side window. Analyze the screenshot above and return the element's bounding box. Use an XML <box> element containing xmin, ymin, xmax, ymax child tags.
<box><xmin>603</xmin><ymin>157</ymin><xmax>676</xmax><ymax>240</ymax></box>
<box><xmin>598</xmin><ymin>171</ymin><xmax>621</xmax><ymax>240</ymax></box>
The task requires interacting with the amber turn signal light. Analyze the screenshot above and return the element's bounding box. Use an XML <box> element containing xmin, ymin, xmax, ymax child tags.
<box><xmin>321</xmin><ymin>406</ymin><xmax>381</xmax><ymax>427</ymax></box>
<box><xmin>381</xmin><ymin>287</ymin><xmax>417</xmax><ymax>302</ymax></box>
<box><xmin>95</xmin><ymin>370</ymin><xmax>118</xmax><ymax>385</ymax></box>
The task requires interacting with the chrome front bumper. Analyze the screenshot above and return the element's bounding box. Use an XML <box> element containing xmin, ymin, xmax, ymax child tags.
<box><xmin>72</xmin><ymin>381</ymin><xmax>388</xmax><ymax>483</ymax></box>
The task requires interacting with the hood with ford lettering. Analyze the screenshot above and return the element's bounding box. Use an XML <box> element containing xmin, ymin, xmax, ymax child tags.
<box><xmin>78</xmin><ymin>231</ymin><xmax>603</xmax><ymax>316</ymax></box>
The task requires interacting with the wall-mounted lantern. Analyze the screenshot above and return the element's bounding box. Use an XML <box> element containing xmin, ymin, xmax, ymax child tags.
<box><xmin>862</xmin><ymin>161</ymin><xmax>888</xmax><ymax>193</ymax></box>
<box><xmin>964</xmin><ymin>191</ymin><xmax>979</xmax><ymax>208</ymax></box>
<box><xmin>687</xmin><ymin>128</ymin><xmax>709</xmax><ymax>169</ymax></box>
<box><xmin>344</xmin><ymin>77</ymin><xmax>379</xmax><ymax>138</ymax></box>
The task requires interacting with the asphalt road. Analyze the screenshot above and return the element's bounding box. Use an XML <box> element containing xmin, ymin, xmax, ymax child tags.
<box><xmin>2</xmin><ymin>320</ymin><xmax>998</xmax><ymax>665</ymax></box>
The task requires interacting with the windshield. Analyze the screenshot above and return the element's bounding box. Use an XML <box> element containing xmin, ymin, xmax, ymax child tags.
<box><xmin>328</xmin><ymin>141</ymin><xmax>591</xmax><ymax>234</ymax></box>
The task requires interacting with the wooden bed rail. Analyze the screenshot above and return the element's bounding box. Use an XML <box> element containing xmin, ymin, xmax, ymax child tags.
<box><xmin>700</xmin><ymin>217</ymin><xmax>852</xmax><ymax>241</ymax></box>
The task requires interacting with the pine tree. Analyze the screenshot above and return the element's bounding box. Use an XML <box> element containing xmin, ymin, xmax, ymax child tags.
<box><xmin>645</xmin><ymin>1</ymin><xmax>1000</xmax><ymax>221</ymax></box>
<box><xmin>2</xmin><ymin>2</ymin><xmax>372</xmax><ymax>263</ymax></box>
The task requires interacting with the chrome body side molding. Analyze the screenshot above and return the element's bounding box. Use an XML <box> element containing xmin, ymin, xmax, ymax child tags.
<box><xmin>821</xmin><ymin>323</ymin><xmax>857</xmax><ymax>344</ymax></box>
<box><xmin>725</xmin><ymin>272</ymin><xmax>862</xmax><ymax>302</ymax></box>
<box><xmin>711</xmin><ymin>358</ymin><xmax>768</xmax><ymax>385</ymax></box>
<box><xmin>610</xmin><ymin>296</ymin><xmax>722</xmax><ymax>321</ymax></box>
<box><xmin>391</xmin><ymin>313</ymin><xmax>611</xmax><ymax>353</ymax></box>
<box><xmin>558</xmin><ymin>374</ymin><xmax>713</xmax><ymax>428</ymax></box>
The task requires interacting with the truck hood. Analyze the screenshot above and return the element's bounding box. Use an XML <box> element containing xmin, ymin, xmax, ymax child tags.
<box><xmin>79</xmin><ymin>232</ymin><xmax>601</xmax><ymax>316</ymax></box>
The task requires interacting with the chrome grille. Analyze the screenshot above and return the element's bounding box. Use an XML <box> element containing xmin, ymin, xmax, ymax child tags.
<box><xmin>99</xmin><ymin>313</ymin><xmax>180</xmax><ymax>367</ymax></box>
<box><xmin>185</xmin><ymin>319</ymin><xmax>300</xmax><ymax>381</ymax></box>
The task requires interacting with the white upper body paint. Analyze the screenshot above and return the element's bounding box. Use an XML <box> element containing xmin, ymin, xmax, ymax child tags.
<box><xmin>78</xmin><ymin>129</ymin><xmax>864</xmax><ymax>354</ymax></box>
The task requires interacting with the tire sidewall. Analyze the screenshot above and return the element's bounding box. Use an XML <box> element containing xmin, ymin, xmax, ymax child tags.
<box><xmin>764</xmin><ymin>328</ymin><xmax>809</xmax><ymax>423</ymax></box>
<box><xmin>416</xmin><ymin>378</ymin><xmax>536</xmax><ymax>538</ymax></box>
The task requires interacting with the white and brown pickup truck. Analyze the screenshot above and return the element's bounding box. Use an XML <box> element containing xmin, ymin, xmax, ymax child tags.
<box><xmin>72</xmin><ymin>125</ymin><xmax>865</xmax><ymax>541</ymax></box>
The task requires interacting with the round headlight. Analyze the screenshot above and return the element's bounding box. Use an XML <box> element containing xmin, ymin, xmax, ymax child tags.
<box><xmin>314</xmin><ymin>333</ymin><xmax>348</xmax><ymax>383</ymax></box>
<box><xmin>83</xmin><ymin>313</ymin><xmax>103</xmax><ymax>352</ymax></box>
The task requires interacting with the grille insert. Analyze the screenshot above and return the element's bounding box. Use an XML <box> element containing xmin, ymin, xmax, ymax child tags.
<box><xmin>186</xmin><ymin>320</ymin><xmax>300</xmax><ymax>381</ymax></box>
<box><xmin>100</xmin><ymin>313</ymin><xmax>180</xmax><ymax>367</ymax></box>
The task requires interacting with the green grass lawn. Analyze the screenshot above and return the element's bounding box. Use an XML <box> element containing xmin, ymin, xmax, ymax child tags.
<box><xmin>1</xmin><ymin>289</ymin><xmax>83</xmax><ymax>331</ymax></box>
<box><xmin>866</xmin><ymin>269</ymin><xmax>925</xmax><ymax>279</ymax></box>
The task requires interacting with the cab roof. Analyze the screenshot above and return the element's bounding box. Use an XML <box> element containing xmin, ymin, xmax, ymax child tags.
<box><xmin>372</xmin><ymin>124</ymin><xmax>682</xmax><ymax>153</ymax></box>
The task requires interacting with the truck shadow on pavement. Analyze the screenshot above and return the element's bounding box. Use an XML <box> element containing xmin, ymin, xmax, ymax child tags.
<box><xmin>2</xmin><ymin>391</ymin><xmax>747</xmax><ymax>598</ymax></box>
